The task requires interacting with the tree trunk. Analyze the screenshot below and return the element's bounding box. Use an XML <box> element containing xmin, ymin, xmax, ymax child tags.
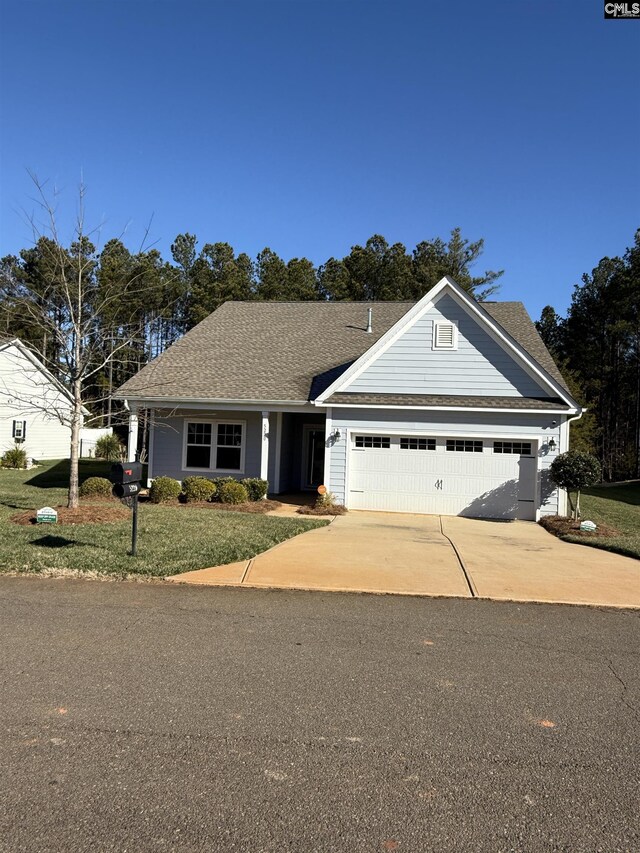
<box><xmin>68</xmin><ymin>377</ymin><xmax>82</xmax><ymax>510</ymax></box>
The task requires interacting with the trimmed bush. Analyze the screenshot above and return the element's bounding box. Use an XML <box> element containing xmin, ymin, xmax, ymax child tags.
<box><xmin>550</xmin><ymin>451</ymin><xmax>602</xmax><ymax>519</ymax></box>
<box><xmin>1</xmin><ymin>444</ymin><xmax>28</xmax><ymax>469</ymax></box>
<box><xmin>182</xmin><ymin>476</ymin><xmax>217</xmax><ymax>503</ymax></box>
<box><xmin>94</xmin><ymin>434</ymin><xmax>125</xmax><ymax>461</ymax></box>
<box><xmin>79</xmin><ymin>476</ymin><xmax>113</xmax><ymax>498</ymax></box>
<box><xmin>218</xmin><ymin>480</ymin><xmax>249</xmax><ymax>504</ymax></box>
<box><xmin>210</xmin><ymin>476</ymin><xmax>235</xmax><ymax>500</ymax></box>
<box><xmin>149</xmin><ymin>476</ymin><xmax>182</xmax><ymax>504</ymax></box>
<box><xmin>241</xmin><ymin>478</ymin><xmax>268</xmax><ymax>502</ymax></box>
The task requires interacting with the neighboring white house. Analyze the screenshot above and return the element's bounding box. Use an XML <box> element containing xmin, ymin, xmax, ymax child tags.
<box><xmin>0</xmin><ymin>337</ymin><xmax>111</xmax><ymax>460</ymax></box>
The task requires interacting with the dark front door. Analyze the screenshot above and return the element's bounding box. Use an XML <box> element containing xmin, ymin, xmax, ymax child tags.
<box><xmin>303</xmin><ymin>427</ymin><xmax>325</xmax><ymax>490</ymax></box>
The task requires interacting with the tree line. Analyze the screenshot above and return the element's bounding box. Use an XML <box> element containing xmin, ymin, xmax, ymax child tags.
<box><xmin>0</xmin><ymin>223</ymin><xmax>502</xmax><ymax>425</ymax></box>
<box><xmin>536</xmin><ymin>229</ymin><xmax>640</xmax><ymax>481</ymax></box>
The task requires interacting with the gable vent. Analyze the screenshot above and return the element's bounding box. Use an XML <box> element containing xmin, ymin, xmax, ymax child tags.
<box><xmin>434</xmin><ymin>322</ymin><xmax>457</xmax><ymax>350</ymax></box>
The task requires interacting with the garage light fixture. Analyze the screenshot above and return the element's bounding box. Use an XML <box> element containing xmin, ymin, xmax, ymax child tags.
<box><xmin>548</xmin><ymin>437</ymin><xmax>556</xmax><ymax>451</ymax></box>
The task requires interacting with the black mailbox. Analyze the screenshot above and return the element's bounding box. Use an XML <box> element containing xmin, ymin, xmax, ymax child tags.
<box><xmin>110</xmin><ymin>462</ymin><xmax>143</xmax><ymax>485</ymax></box>
<box><xmin>112</xmin><ymin>481</ymin><xmax>142</xmax><ymax>499</ymax></box>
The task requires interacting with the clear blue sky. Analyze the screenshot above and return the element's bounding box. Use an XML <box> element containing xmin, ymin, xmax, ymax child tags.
<box><xmin>0</xmin><ymin>0</ymin><xmax>638</xmax><ymax>319</ymax></box>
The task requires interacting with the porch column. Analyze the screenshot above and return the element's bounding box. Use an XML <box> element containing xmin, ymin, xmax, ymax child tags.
<box><xmin>260</xmin><ymin>411</ymin><xmax>270</xmax><ymax>488</ymax></box>
<box><xmin>127</xmin><ymin>402</ymin><xmax>139</xmax><ymax>461</ymax></box>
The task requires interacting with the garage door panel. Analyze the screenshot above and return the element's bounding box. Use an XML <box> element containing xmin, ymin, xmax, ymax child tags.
<box><xmin>348</xmin><ymin>434</ymin><xmax>536</xmax><ymax>520</ymax></box>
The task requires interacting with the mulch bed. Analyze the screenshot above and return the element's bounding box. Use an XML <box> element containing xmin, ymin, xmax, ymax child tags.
<box><xmin>539</xmin><ymin>515</ymin><xmax>619</xmax><ymax>539</ymax></box>
<box><xmin>175</xmin><ymin>499</ymin><xmax>284</xmax><ymax>514</ymax></box>
<box><xmin>11</xmin><ymin>504</ymin><xmax>130</xmax><ymax>526</ymax></box>
<box><xmin>297</xmin><ymin>504</ymin><xmax>347</xmax><ymax>516</ymax></box>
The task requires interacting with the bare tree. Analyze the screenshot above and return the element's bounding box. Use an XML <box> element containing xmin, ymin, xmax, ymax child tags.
<box><xmin>0</xmin><ymin>176</ymin><xmax>154</xmax><ymax>508</ymax></box>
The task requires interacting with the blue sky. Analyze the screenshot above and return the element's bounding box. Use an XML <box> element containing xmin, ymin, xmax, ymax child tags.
<box><xmin>0</xmin><ymin>0</ymin><xmax>638</xmax><ymax>319</ymax></box>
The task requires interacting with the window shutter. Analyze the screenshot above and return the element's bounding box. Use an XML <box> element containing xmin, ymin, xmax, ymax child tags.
<box><xmin>22</xmin><ymin>421</ymin><xmax>27</xmax><ymax>440</ymax></box>
<box><xmin>12</xmin><ymin>421</ymin><xmax>16</xmax><ymax>438</ymax></box>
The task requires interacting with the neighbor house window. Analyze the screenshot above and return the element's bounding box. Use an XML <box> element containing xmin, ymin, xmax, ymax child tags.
<box><xmin>185</xmin><ymin>421</ymin><xmax>244</xmax><ymax>471</ymax></box>
<box><xmin>354</xmin><ymin>435</ymin><xmax>391</xmax><ymax>449</ymax></box>
<box><xmin>433</xmin><ymin>322</ymin><xmax>457</xmax><ymax>350</ymax></box>
<box><xmin>446</xmin><ymin>439</ymin><xmax>483</xmax><ymax>453</ymax></box>
<box><xmin>493</xmin><ymin>441</ymin><xmax>532</xmax><ymax>455</ymax></box>
<box><xmin>400</xmin><ymin>437</ymin><xmax>435</xmax><ymax>450</ymax></box>
<box><xmin>12</xmin><ymin>420</ymin><xmax>26</xmax><ymax>441</ymax></box>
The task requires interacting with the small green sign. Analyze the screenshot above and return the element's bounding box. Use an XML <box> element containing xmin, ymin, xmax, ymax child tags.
<box><xmin>36</xmin><ymin>507</ymin><xmax>58</xmax><ymax>524</ymax></box>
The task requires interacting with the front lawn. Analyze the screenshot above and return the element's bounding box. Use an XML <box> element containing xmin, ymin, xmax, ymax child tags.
<box><xmin>0</xmin><ymin>460</ymin><xmax>327</xmax><ymax>577</ymax></box>
<box><xmin>552</xmin><ymin>482</ymin><xmax>640</xmax><ymax>560</ymax></box>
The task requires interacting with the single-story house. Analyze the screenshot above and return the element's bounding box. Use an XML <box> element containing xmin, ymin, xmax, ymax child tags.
<box><xmin>0</xmin><ymin>337</ymin><xmax>111</xmax><ymax>460</ymax></box>
<box><xmin>114</xmin><ymin>277</ymin><xmax>581</xmax><ymax>520</ymax></box>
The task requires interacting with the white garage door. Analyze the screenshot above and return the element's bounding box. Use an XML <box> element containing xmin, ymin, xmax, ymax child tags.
<box><xmin>348</xmin><ymin>434</ymin><xmax>537</xmax><ymax>520</ymax></box>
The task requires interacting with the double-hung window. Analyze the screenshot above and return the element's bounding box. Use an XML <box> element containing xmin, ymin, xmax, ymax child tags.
<box><xmin>185</xmin><ymin>421</ymin><xmax>244</xmax><ymax>472</ymax></box>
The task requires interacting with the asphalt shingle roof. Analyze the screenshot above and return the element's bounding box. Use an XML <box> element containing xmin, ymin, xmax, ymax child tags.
<box><xmin>325</xmin><ymin>393</ymin><xmax>569</xmax><ymax>410</ymax></box>
<box><xmin>115</xmin><ymin>299</ymin><xmax>570</xmax><ymax>404</ymax></box>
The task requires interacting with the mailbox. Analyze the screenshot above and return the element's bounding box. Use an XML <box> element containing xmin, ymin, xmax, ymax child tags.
<box><xmin>112</xmin><ymin>481</ymin><xmax>142</xmax><ymax>499</ymax></box>
<box><xmin>110</xmin><ymin>462</ymin><xmax>143</xmax><ymax>485</ymax></box>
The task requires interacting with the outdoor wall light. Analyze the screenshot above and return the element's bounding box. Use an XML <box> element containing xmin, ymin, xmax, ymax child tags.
<box><xmin>332</xmin><ymin>428</ymin><xmax>342</xmax><ymax>442</ymax></box>
<box><xmin>548</xmin><ymin>437</ymin><xmax>556</xmax><ymax>451</ymax></box>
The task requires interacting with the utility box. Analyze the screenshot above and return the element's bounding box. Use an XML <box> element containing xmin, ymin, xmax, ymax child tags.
<box><xmin>110</xmin><ymin>462</ymin><xmax>143</xmax><ymax>485</ymax></box>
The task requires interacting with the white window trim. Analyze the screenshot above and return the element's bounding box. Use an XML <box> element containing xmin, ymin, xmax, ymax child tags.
<box><xmin>432</xmin><ymin>320</ymin><xmax>458</xmax><ymax>351</ymax></box>
<box><xmin>182</xmin><ymin>418</ymin><xmax>247</xmax><ymax>474</ymax></box>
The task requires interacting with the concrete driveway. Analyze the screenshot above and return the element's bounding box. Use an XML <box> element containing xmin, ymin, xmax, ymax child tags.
<box><xmin>168</xmin><ymin>511</ymin><xmax>640</xmax><ymax>608</ymax></box>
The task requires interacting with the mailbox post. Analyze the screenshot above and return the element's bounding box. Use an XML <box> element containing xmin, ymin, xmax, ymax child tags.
<box><xmin>110</xmin><ymin>461</ymin><xmax>144</xmax><ymax>556</ymax></box>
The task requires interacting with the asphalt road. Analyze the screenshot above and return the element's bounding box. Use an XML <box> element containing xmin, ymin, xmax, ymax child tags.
<box><xmin>0</xmin><ymin>578</ymin><xmax>638</xmax><ymax>853</ymax></box>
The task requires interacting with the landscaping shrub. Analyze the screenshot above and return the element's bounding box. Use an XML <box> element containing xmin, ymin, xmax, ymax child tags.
<box><xmin>550</xmin><ymin>451</ymin><xmax>602</xmax><ymax>519</ymax></box>
<box><xmin>210</xmin><ymin>476</ymin><xmax>235</xmax><ymax>500</ymax></box>
<box><xmin>182</xmin><ymin>476</ymin><xmax>217</xmax><ymax>503</ymax></box>
<box><xmin>241</xmin><ymin>477</ymin><xmax>268</xmax><ymax>501</ymax></box>
<box><xmin>1</xmin><ymin>444</ymin><xmax>28</xmax><ymax>469</ymax></box>
<box><xmin>79</xmin><ymin>476</ymin><xmax>113</xmax><ymax>498</ymax></box>
<box><xmin>94</xmin><ymin>434</ymin><xmax>125</xmax><ymax>461</ymax></box>
<box><xmin>149</xmin><ymin>476</ymin><xmax>182</xmax><ymax>504</ymax></box>
<box><xmin>218</xmin><ymin>480</ymin><xmax>249</xmax><ymax>504</ymax></box>
<box><xmin>298</xmin><ymin>491</ymin><xmax>347</xmax><ymax>516</ymax></box>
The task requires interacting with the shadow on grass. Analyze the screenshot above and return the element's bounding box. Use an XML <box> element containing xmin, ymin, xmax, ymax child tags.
<box><xmin>583</xmin><ymin>483</ymin><xmax>640</xmax><ymax>507</ymax></box>
<box><xmin>25</xmin><ymin>459</ymin><xmax>123</xmax><ymax>490</ymax></box>
<box><xmin>30</xmin><ymin>535</ymin><xmax>77</xmax><ymax>549</ymax></box>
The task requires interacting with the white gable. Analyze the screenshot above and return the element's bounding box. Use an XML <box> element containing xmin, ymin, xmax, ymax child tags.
<box><xmin>0</xmin><ymin>342</ymin><xmax>74</xmax><ymax>458</ymax></box>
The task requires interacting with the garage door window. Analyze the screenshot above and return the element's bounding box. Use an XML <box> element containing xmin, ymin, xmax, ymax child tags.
<box><xmin>446</xmin><ymin>439</ymin><xmax>483</xmax><ymax>453</ymax></box>
<box><xmin>493</xmin><ymin>441</ymin><xmax>532</xmax><ymax>455</ymax></box>
<box><xmin>400</xmin><ymin>437</ymin><xmax>436</xmax><ymax>450</ymax></box>
<box><xmin>354</xmin><ymin>435</ymin><xmax>391</xmax><ymax>449</ymax></box>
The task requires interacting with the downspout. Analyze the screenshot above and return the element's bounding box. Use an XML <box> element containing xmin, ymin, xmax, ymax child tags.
<box><xmin>561</xmin><ymin>409</ymin><xmax>584</xmax><ymax>517</ymax></box>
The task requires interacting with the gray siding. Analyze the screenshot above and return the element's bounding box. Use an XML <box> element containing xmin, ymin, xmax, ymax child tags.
<box><xmin>328</xmin><ymin>408</ymin><xmax>563</xmax><ymax>517</ymax></box>
<box><xmin>151</xmin><ymin>409</ymin><xmax>263</xmax><ymax>482</ymax></box>
<box><xmin>348</xmin><ymin>294</ymin><xmax>549</xmax><ymax>398</ymax></box>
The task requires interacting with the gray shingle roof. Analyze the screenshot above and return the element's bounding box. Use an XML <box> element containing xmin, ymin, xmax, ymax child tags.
<box><xmin>115</xmin><ymin>299</ymin><xmax>571</xmax><ymax>404</ymax></box>
<box><xmin>325</xmin><ymin>393</ymin><xmax>570</xmax><ymax>410</ymax></box>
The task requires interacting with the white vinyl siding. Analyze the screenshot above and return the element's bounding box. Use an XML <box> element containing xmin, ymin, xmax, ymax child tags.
<box><xmin>347</xmin><ymin>294</ymin><xmax>550</xmax><ymax>398</ymax></box>
<box><xmin>0</xmin><ymin>343</ymin><xmax>74</xmax><ymax>459</ymax></box>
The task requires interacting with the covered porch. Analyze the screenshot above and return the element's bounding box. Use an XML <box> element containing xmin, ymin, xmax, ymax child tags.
<box><xmin>127</xmin><ymin>403</ymin><xmax>327</xmax><ymax>495</ymax></box>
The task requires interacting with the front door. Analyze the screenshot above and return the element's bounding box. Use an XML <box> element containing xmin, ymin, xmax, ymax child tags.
<box><xmin>302</xmin><ymin>426</ymin><xmax>325</xmax><ymax>490</ymax></box>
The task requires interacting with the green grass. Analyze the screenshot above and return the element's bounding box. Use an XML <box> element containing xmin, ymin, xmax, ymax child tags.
<box><xmin>0</xmin><ymin>460</ymin><xmax>327</xmax><ymax>577</ymax></box>
<box><xmin>562</xmin><ymin>482</ymin><xmax>640</xmax><ymax>560</ymax></box>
